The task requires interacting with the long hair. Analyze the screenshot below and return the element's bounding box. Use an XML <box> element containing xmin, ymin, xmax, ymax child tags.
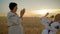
<box><xmin>54</xmin><ymin>14</ymin><xmax>60</xmax><ymax>22</ymax></box>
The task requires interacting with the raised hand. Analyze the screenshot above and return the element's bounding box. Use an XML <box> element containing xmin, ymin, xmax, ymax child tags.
<box><xmin>45</xmin><ymin>12</ymin><xmax>49</xmax><ymax>17</ymax></box>
<box><xmin>20</xmin><ymin>8</ymin><xmax>25</xmax><ymax>18</ymax></box>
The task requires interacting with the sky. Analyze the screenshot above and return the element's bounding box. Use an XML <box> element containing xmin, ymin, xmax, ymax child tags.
<box><xmin>0</xmin><ymin>0</ymin><xmax>60</xmax><ymax>16</ymax></box>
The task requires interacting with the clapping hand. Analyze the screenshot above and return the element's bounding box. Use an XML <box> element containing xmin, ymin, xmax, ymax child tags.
<box><xmin>20</xmin><ymin>8</ymin><xmax>25</xmax><ymax>18</ymax></box>
<box><xmin>45</xmin><ymin>12</ymin><xmax>49</xmax><ymax>17</ymax></box>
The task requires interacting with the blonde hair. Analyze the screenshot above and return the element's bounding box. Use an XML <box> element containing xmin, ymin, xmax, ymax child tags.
<box><xmin>54</xmin><ymin>14</ymin><xmax>60</xmax><ymax>22</ymax></box>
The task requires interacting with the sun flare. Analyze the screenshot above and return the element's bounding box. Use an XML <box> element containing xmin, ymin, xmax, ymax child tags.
<box><xmin>33</xmin><ymin>9</ymin><xmax>52</xmax><ymax>15</ymax></box>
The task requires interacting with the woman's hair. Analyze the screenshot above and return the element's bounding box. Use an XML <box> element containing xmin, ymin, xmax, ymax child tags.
<box><xmin>54</xmin><ymin>14</ymin><xmax>60</xmax><ymax>21</ymax></box>
<box><xmin>9</xmin><ymin>2</ymin><xmax>17</xmax><ymax>10</ymax></box>
<box><xmin>50</xmin><ymin>15</ymin><xmax>54</xmax><ymax>18</ymax></box>
<box><xmin>45</xmin><ymin>13</ymin><xmax>49</xmax><ymax>17</ymax></box>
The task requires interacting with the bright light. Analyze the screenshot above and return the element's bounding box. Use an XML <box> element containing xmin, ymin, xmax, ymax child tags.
<box><xmin>33</xmin><ymin>9</ymin><xmax>52</xmax><ymax>15</ymax></box>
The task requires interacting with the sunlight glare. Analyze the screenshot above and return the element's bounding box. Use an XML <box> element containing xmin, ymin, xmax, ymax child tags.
<box><xmin>34</xmin><ymin>9</ymin><xmax>52</xmax><ymax>15</ymax></box>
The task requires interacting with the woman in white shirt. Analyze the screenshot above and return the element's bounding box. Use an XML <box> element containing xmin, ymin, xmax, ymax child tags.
<box><xmin>7</xmin><ymin>2</ymin><xmax>25</xmax><ymax>34</ymax></box>
<box><xmin>49</xmin><ymin>14</ymin><xmax>60</xmax><ymax>34</ymax></box>
<box><xmin>41</xmin><ymin>13</ymin><xmax>52</xmax><ymax>34</ymax></box>
<box><xmin>41</xmin><ymin>13</ymin><xmax>54</xmax><ymax>34</ymax></box>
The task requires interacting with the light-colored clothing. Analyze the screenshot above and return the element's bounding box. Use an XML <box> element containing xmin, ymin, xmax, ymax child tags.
<box><xmin>41</xmin><ymin>16</ymin><xmax>51</xmax><ymax>26</ymax></box>
<box><xmin>41</xmin><ymin>16</ymin><xmax>51</xmax><ymax>34</ymax></box>
<box><xmin>42</xmin><ymin>29</ymin><xmax>48</xmax><ymax>34</ymax></box>
<box><xmin>49</xmin><ymin>22</ymin><xmax>60</xmax><ymax>34</ymax></box>
<box><xmin>7</xmin><ymin>11</ymin><xmax>24</xmax><ymax>34</ymax></box>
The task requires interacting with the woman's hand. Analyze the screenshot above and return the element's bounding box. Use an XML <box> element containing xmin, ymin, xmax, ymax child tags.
<box><xmin>20</xmin><ymin>8</ymin><xmax>25</xmax><ymax>18</ymax></box>
<box><xmin>45</xmin><ymin>13</ymin><xmax>49</xmax><ymax>17</ymax></box>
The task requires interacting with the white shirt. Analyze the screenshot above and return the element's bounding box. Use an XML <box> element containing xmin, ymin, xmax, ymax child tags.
<box><xmin>41</xmin><ymin>16</ymin><xmax>51</xmax><ymax>29</ymax></box>
<box><xmin>51</xmin><ymin>22</ymin><xmax>60</xmax><ymax>31</ymax></box>
<box><xmin>49</xmin><ymin>22</ymin><xmax>60</xmax><ymax>34</ymax></box>
<box><xmin>7</xmin><ymin>11</ymin><xmax>24</xmax><ymax>34</ymax></box>
<box><xmin>41</xmin><ymin>16</ymin><xmax>52</xmax><ymax>34</ymax></box>
<box><xmin>7</xmin><ymin>11</ymin><xmax>22</xmax><ymax>26</ymax></box>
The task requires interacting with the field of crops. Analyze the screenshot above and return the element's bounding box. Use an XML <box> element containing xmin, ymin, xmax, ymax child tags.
<box><xmin>0</xmin><ymin>16</ymin><xmax>60</xmax><ymax>34</ymax></box>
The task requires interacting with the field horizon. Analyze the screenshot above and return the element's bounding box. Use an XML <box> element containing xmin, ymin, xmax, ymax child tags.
<box><xmin>0</xmin><ymin>16</ymin><xmax>60</xmax><ymax>34</ymax></box>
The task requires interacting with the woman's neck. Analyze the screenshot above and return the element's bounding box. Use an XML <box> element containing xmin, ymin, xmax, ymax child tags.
<box><xmin>11</xmin><ymin>10</ymin><xmax>15</xmax><ymax>12</ymax></box>
<box><xmin>11</xmin><ymin>10</ymin><xmax>17</xmax><ymax>14</ymax></box>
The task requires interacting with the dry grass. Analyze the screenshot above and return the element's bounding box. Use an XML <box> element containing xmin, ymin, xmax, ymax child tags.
<box><xmin>0</xmin><ymin>17</ymin><xmax>60</xmax><ymax>34</ymax></box>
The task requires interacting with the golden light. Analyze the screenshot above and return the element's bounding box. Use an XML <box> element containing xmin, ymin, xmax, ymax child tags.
<box><xmin>33</xmin><ymin>9</ymin><xmax>52</xmax><ymax>15</ymax></box>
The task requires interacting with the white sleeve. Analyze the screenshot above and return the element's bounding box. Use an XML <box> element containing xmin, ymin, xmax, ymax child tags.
<box><xmin>40</xmin><ymin>16</ymin><xmax>46</xmax><ymax>24</ymax></box>
<box><xmin>17</xmin><ymin>17</ymin><xmax>23</xmax><ymax>24</ymax></box>
<box><xmin>59</xmin><ymin>25</ymin><xmax>60</xmax><ymax>29</ymax></box>
<box><xmin>50</xmin><ymin>22</ymin><xmax>58</xmax><ymax>31</ymax></box>
<box><xmin>58</xmin><ymin>23</ymin><xmax>60</xmax><ymax>29</ymax></box>
<box><xmin>8</xmin><ymin>14</ymin><xmax>22</xmax><ymax>25</ymax></box>
<box><xmin>40</xmin><ymin>16</ymin><xmax>49</xmax><ymax>25</ymax></box>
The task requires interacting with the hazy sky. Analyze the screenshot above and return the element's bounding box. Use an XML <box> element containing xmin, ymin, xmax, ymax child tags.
<box><xmin>0</xmin><ymin>0</ymin><xmax>60</xmax><ymax>16</ymax></box>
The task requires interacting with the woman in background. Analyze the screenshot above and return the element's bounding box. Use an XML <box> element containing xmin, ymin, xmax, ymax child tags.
<box><xmin>41</xmin><ymin>13</ymin><xmax>54</xmax><ymax>34</ymax></box>
<box><xmin>7</xmin><ymin>2</ymin><xmax>25</xmax><ymax>34</ymax></box>
<box><xmin>41</xmin><ymin>13</ymin><xmax>51</xmax><ymax>34</ymax></box>
<box><xmin>49</xmin><ymin>14</ymin><xmax>60</xmax><ymax>34</ymax></box>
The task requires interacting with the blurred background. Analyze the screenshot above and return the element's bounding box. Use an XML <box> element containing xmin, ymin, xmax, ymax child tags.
<box><xmin>0</xmin><ymin>0</ymin><xmax>60</xmax><ymax>34</ymax></box>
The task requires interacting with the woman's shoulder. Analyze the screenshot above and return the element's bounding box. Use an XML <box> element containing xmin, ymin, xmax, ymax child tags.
<box><xmin>51</xmin><ymin>22</ymin><xmax>60</xmax><ymax>29</ymax></box>
<box><xmin>53</xmin><ymin>22</ymin><xmax>59</xmax><ymax>24</ymax></box>
<box><xmin>8</xmin><ymin>11</ymin><xmax>14</xmax><ymax>15</ymax></box>
<box><xmin>51</xmin><ymin>22</ymin><xmax>59</xmax><ymax>26</ymax></box>
<box><xmin>7</xmin><ymin>11</ymin><xmax>15</xmax><ymax>17</ymax></box>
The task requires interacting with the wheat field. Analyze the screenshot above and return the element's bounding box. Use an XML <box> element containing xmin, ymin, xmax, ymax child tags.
<box><xmin>0</xmin><ymin>16</ymin><xmax>60</xmax><ymax>34</ymax></box>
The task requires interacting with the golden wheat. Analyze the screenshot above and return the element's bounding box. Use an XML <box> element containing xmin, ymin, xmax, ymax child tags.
<box><xmin>0</xmin><ymin>17</ymin><xmax>60</xmax><ymax>34</ymax></box>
